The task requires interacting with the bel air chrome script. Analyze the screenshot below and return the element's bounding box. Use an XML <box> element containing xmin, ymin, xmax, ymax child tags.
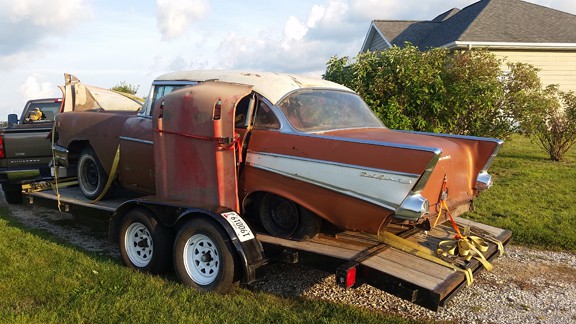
<box><xmin>359</xmin><ymin>171</ymin><xmax>414</xmax><ymax>184</ymax></box>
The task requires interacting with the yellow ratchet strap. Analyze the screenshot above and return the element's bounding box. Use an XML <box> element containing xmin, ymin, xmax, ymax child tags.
<box><xmin>437</xmin><ymin>235</ymin><xmax>493</xmax><ymax>271</ymax></box>
<box><xmin>50</xmin><ymin>122</ymin><xmax>63</xmax><ymax>211</ymax></box>
<box><xmin>91</xmin><ymin>144</ymin><xmax>121</xmax><ymax>203</ymax></box>
<box><xmin>372</xmin><ymin>231</ymin><xmax>474</xmax><ymax>286</ymax></box>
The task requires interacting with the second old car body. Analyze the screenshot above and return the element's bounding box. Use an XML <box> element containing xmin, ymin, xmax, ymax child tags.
<box><xmin>53</xmin><ymin>71</ymin><xmax>502</xmax><ymax>238</ymax></box>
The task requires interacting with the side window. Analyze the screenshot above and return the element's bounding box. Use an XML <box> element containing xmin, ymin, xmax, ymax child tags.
<box><xmin>149</xmin><ymin>85</ymin><xmax>180</xmax><ymax>116</ymax></box>
<box><xmin>235</xmin><ymin>95</ymin><xmax>252</xmax><ymax>128</ymax></box>
<box><xmin>253</xmin><ymin>101</ymin><xmax>280</xmax><ymax>130</ymax></box>
<box><xmin>145</xmin><ymin>83</ymin><xmax>197</xmax><ymax>116</ymax></box>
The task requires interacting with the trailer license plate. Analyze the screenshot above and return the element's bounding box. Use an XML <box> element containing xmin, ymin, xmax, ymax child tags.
<box><xmin>221</xmin><ymin>212</ymin><xmax>255</xmax><ymax>242</ymax></box>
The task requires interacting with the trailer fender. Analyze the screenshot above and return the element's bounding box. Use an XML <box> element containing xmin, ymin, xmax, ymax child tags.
<box><xmin>109</xmin><ymin>200</ymin><xmax>265</xmax><ymax>284</ymax></box>
<box><xmin>176</xmin><ymin>208</ymin><xmax>266</xmax><ymax>284</ymax></box>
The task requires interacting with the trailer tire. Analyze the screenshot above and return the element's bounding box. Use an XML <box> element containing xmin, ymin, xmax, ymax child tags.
<box><xmin>259</xmin><ymin>193</ymin><xmax>321</xmax><ymax>241</ymax></box>
<box><xmin>2</xmin><ymin>184</ymin><xmax>23</xmax><ymax>204</ymax></box>
<box><xmin>119</xmin><ymin>209</ymin><xmax>172</xmax><ymax>274</ymax></box>
<box><xmin>77</xmin><ymin>147</ymin><xmax>108</xmax><ymax>200</ymax></box>
<box><xmin>173</xmin><ymin>218</ymin><xmax>237</xmax><ymax>293</ymax></box>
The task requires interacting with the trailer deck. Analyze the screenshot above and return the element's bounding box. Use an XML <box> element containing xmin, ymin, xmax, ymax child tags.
<box><xmin>25</xmin><ymin>184</ymin><xmax>512</xmax><ymax>311</ymax></box>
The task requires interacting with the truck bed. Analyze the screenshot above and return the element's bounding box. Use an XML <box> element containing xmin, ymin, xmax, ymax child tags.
<box><xmin>25</xmin><ymin>184</ymin><xmax>512</xmax><ymax>311</ymax></box>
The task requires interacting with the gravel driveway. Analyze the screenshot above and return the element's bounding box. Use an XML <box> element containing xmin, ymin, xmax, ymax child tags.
<box><xmin>3</xmin><ymin>193</ymin><xmax>575</xmax><ymax>323</ymax></box>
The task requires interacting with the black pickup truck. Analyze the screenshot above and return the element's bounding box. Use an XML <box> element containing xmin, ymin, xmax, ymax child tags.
<box><xmin>0</xmin><ymin>98</ymin><xmax>62</xmax><ymax>203</ymax></box>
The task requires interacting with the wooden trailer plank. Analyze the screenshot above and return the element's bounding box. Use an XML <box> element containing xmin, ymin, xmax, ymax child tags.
<box><xmin>361</xmin><ymin>248</ymin><xmax>456</xmax><ymax>288</ymax></box>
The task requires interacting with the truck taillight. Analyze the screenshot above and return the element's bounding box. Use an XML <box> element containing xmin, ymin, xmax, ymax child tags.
<box><xmin>0</xmin><ymin>135</ymin><xmax>4</xmax><ymax>159</ymax></box>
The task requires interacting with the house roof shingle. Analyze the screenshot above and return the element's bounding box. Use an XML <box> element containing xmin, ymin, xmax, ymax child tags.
<box><xmin>371</xmin><ymin>0</ymin><xmax>576</xmax><ymax>50</ymax></box>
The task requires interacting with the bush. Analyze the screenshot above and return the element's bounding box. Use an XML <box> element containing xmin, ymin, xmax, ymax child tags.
<box><xmin>324</xmin><ymin>45</ymin><xmax>576</xmax><ymax>160</ymax></box>
<box><xmin>533</xmin><ymin>90</ymin><xmax>576</xmax><ymax>161</ymax></box>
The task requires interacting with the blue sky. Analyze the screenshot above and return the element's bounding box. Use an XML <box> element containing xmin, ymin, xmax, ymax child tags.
<box><xmin>1</xmin><ymin>0</ymin><xmax>575</xmax><ymax>119</ymax></box>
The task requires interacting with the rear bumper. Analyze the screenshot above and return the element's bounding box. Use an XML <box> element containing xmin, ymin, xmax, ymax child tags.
<box><xmin>0</xmin><ymin>167</ymin><xmax>49</xmax><ymax>184</ymax></box>
<box><xmin>52</xmin><ymin>144</ymin><xmax>71</xmax><ymax>167</ymax></box>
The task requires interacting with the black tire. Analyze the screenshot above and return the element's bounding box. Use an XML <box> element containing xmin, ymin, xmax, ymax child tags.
<box><xmin>119</xmin><ymin>208</ymin><xmax>172</xmax><ymax>274</ymax></box>
<box><xmin>173</xmin><ymin>218</ymin><xmax>237</xmax><ymax>293</ymax></box>
<box><xmin>2</xmin><ymin>184</ymin><xmax>23</xmax><ymax>204</ymax></box>
<box><xmin>77</xmin><ymin>147</ymin><xmax>108</xmax><ymax>200</ymax></box>
<box><xmin>259</xmin><ymin>193</ymin><xmax>321</xmax><ymax>241</ymax></box>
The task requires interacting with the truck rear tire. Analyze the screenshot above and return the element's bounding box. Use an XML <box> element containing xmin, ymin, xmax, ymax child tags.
<box><xmin>2</xmin><ymin>184</ymin><xmax>23</xmax><ymax>204</ymax></box>
<box><xmin>259</xmin><ymin>193</ymin><xmax>321</xmax><ymax>241</ymax></box>
<box><xmin>119</xmin><ymin>208</ymin><xmax>172</xmax><ymax>274</ymax></box>
<box><xmin>78</xmin><ymin>147</ymin><xmax>108</xmax><ymax>200</ymax></box>
<box><xmin>173</xmin><ymin>218</ymin><xmax>237</xmax><ymax>293</ymax></box>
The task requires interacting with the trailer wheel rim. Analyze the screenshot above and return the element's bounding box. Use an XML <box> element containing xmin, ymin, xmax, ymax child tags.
<box><xmin>124</xmin><ymin>222</ymin><xmax>153</xmax><ymax>268</ymax></box>
<box><xmin>183</xmin><ymin>233</ymin><xmax>220</xmax><ymax>285</ymax></box>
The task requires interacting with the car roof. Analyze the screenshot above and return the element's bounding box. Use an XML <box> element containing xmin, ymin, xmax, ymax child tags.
<box><xmin>154</xmin><ymin>70</ymin><xmax>353</xmax><ymax>105</ymax></box>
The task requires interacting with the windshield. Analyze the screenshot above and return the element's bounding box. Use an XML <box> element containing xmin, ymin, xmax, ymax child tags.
<box><xmin>278</xmin><ymin>90</ymin><xmax>384</xmax><ymax>132</ymax></box>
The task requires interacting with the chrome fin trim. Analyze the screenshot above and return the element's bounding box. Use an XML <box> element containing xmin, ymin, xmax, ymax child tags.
<box><xmin>246</xmin><ymin>151</ymin><xmax>420</xmax><ymax>211</ymax></box>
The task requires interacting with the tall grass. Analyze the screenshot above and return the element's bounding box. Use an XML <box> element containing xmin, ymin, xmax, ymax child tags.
<box><xmin>466</xmin><ymin>135</ymin><xmax>576</xmax><ymax>251</ymax></box>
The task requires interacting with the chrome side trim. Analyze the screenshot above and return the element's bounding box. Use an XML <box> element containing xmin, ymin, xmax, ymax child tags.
<box><xmin>397</xmin><ymin>130</ymin><xmax>504</xmax><ymax>145</ymax></box>
<box><xmin>473</xmin><ymin>140</ymin><xmax>503</xmax><ymax>191</ymax></box>
<box><xmin>119</xmin><ymin>136</ymin><xmax>153</xmax><ymax>145</ymax></box>
<box><xmin>291</xmin><ymin>132</ymin><xmax>443</xmax><ymax>155</ymax></box>
<box><xmin>480</xmin><ymin>140</ymin><xmax>503</xmax><ymax>173</ymax></box>
<box><xmin>246</xmin><ymin>151</ymin><xmax>420</xmax><ymax>211</ymax></box>
<box><xmin>392</xmin><ymin>150</ymin><xmax>440</xmax><ymax>221</ymax></box>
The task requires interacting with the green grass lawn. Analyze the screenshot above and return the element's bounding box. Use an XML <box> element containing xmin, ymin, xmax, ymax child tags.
<box><xmin>0</xmin><ymin>210</ymin><xmax>410</xmax><ymax>323</ymax></box>
<box><xmin>465</xmin><ymin>135</ymin><xmax>576</xmax><ymax>251</ymax></box>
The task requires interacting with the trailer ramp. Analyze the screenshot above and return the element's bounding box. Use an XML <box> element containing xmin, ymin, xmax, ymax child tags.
<box><xmin>258</xmin><ymin>218</ymin><xmax>511</xmax><ymax>311</ymax></box>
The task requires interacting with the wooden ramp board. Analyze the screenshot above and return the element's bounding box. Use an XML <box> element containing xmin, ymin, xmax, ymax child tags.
<box><xmin>258</xmin><ymin>218</ymin><xmax>512</xmax><ymax>311</ymax></box>
<box><xmin>27</xmin><ymin>186</ymin><xmax>135</xmax><ymax>212</ymax></box>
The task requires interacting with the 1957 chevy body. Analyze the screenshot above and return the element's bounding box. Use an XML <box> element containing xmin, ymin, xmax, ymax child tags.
<box><xmin>53</xmin><ymin>71</ymin><xmax>501</xmax><ymax>239</ymax></box>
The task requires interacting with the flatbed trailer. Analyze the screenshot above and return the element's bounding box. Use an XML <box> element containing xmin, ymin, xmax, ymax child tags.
<box><xmin>25</xmin><ymin>184</ymin><xmax>511</xmax><ymax>311</ymax></box>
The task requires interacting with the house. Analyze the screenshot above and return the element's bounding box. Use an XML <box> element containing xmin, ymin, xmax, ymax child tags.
<box><xmin>361</xmin><ymin>0</ymin><xmax>576</xmax><ymax>93</ymax></box>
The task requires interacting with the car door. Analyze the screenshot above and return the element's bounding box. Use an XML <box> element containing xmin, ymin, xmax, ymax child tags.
<box><xmin>119</xmin><ymin>83</ymin><xmax>195</xmax><ymax>194</ymax></box>
<box><xmin>153</xmin><ymin>81</ymin><xmax>253</xmax><ymax>212</ymax></box>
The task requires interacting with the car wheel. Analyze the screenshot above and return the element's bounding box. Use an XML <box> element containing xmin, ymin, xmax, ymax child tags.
<box><xmin>77</xmin><ymin>147</ymin><xmax>108</xmax><ymax>200</ymax></box>
<box><xmin>173</xmin><ymin>218</ymin><xmax>237</xmax><ymax>293</ymax></box>
<box><xmin>119</xmin><ymin>208</ymin><xmax>172</xmax><ymax>274</ymax></box>
<box><xmin>2</xmin><ymin>184</ymin><xmax>23</xmax><ymax>204</ymax></box>
<box><xmin>259</xmin><ymin>193</ymin><xmax>321</xmax><ymax>241</ymax></box>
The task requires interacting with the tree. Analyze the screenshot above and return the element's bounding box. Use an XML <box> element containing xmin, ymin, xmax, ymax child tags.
<box><xmin>111</xmin><ymin>82</ymin><xmax>139</xmax><ymax>95</ymax></box>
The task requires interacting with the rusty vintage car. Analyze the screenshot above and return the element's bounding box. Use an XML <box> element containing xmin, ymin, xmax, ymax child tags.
<box><xmin>53</xmin><ymin>71</ymin><xmax>501</xmax><ymax>240</ymax></box>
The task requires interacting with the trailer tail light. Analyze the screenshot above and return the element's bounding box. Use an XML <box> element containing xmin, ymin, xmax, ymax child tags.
<box><xmin>0</xmin><ymin>135</ymin><xmax>4</xmax><ymax>159</ymax></box>
<box><xmin>336</xmin><ymin>265</ymin><xmax>356</xmax><ymax>288</ymax></box>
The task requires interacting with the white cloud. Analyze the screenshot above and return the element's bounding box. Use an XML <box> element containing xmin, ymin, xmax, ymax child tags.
<box><xmin>156</xmin><ymin>0</ymin><xmax>209</xmax><ymax>41</ymax></box>
<box><xmin>284</xmin><ymin>16</ymin><xmax>308</xmax><ymax>42</ymax></box>
<box><xmin>19</xmin><ymin>74</ymin><xmax>59</xmax><ymax>99</ymax></box>
<box><xmin>0</xmin><ymin>0</ymin><xmax>93</xmax><ymax>69</ymax></box>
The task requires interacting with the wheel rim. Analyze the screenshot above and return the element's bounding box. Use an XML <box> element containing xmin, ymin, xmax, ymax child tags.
<box><xmin>79</xmin><ymin>157</ymin><xmax>99</xmax><ymax>194</ymax></box>
<box><xmin>124</xmin><ymin>222</ymin><xmax>153</xmax><ymax>268</ymax></box>
<box><xmin>183</xmin><ymin>233</ymin><xmax>220</xmax><ymax>286</ymax></box>
<box><xmin>264</xmin><ymin>196</ymin><xmax>299</xmax><ymax>237</ymax></box>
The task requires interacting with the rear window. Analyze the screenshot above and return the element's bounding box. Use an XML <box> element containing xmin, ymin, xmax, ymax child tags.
<box><xmin>22</xmin><ymin>100</ymin><xmax>62</xmax><ymax>123</ymax></box>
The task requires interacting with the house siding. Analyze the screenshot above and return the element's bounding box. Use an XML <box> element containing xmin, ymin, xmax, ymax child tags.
<box><xmin>489</xmin><ymin>50</ymin><xmax>576</xmax><ymax>93</ymax></box>
<box><xmin>367</xmin><ymin>34</ymin><xmax>389</xmax><ymax>52</ymax></box>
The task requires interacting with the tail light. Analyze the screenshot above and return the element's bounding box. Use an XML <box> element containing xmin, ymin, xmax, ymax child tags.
<box><xmin>336</xmin><ymin>265</ymin><xmax>357</xmax><ymax>288</ymax></box>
